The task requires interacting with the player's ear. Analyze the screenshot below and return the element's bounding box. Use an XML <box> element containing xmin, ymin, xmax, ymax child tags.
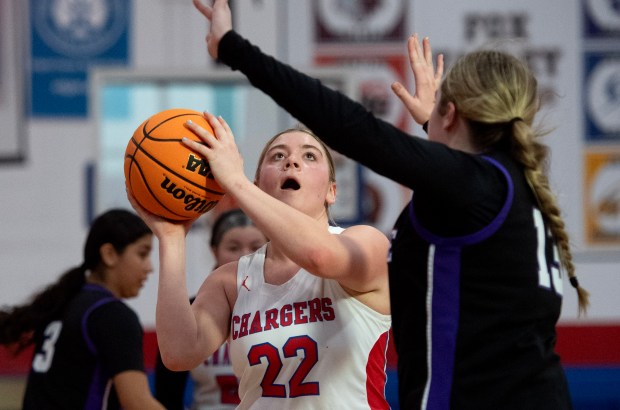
<box><xmin>99</xmin><ymin>243</ymin><xmax>119</xmax><ymax>267</ymax></box>
<box><xmin>442</xmin><ymin>102</ymin><xmax>457</xmax><ymax>130</ymax></box>
<box><xmin>325</xmin><ymin>181</ymin><xmax>336</xmax><ymax>206</ymax></box>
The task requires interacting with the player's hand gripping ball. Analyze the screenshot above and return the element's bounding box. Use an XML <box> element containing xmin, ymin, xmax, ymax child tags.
<box><xmin>124</xmin><ymin>108</ymin><xmax>224</xmax><ymax>221</ymax></box>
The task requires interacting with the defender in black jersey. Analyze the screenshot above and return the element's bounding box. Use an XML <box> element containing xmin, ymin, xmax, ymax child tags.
<box><xmin>192</xmin><ymin>2</ymin><xmax>590</xmax><ymax>409</ymax></box>
<box><xmin>0</xmin><ymin>210</ymin><xmax>164</xmax><ymax>409</ymax></box>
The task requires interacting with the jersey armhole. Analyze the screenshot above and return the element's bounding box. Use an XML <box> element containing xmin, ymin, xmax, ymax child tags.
<box><xmin>82</xmin><ymin>297</ymin><xmax>117</xmax><ymax>355</ymax></box>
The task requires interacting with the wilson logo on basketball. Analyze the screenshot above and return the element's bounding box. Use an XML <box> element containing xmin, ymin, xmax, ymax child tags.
<box><xmin>186</xmin><ymin>154</ymin><xmax>216</xmax><ymax>180</ymax></box>
<box><xmin>160</xmin><ymin>176</ymin><xmax>218</xmax><ymax>214</ymax></box>
<box><xmin>124</xmin><ymin>108</ymin><xmax>224</xmax><ymax>221</ymax></box>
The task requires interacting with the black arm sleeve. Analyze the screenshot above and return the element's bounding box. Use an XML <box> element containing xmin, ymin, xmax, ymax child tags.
<box><xmin>218</xmin><ymin>30</ymin><xmax>494</xmax><ymax>205</ymax></box>
<box><xmin>154</xmin><ymin>349</ymin><xmax>189</xmax><ymax>410</ymax></box>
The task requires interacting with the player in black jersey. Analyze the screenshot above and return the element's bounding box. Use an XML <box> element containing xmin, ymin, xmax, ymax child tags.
<box><xmin>0</xmin><ymin>209</ymin><xmax>164</xmax><ymax>409</ymax></box>
<box><xmin>192</xmin><ymin>1</ymin><xmax>590</xmax><ymax>409</ymax></box>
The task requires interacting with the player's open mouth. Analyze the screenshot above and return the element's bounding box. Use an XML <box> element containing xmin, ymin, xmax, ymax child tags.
<box><xmin>281</xmin><ymin>178</ymin><xmax>300</xmax><ymax>190</ymax></box>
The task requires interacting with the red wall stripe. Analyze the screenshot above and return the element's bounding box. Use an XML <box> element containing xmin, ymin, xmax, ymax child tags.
<box><xmin>0</xmin><ymin>331</ymin><xmax>160</xmax><ymax>376</ymax></box>
<box><xmin>556</xmin><ymin>325</ymin><xmax>620</xmax><ymax>366</ymax></box>
<box><xmin>1</xmin><ymin>325</ymin><xmax>618</xmax><ymax>375</ymax></box>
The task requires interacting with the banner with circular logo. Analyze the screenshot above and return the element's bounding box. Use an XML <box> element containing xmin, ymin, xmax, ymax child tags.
<box><xmin>28</xmin><ymin>0</ymin><xmax>130</xmax><ymax>117</ymax></box>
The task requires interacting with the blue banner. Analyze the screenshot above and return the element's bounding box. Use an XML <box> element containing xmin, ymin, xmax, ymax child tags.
<box><xmin>582</xmin><ymin>0</ymin><xmax>620</xmax><ymax>142</ymax></box>
<box><xmin>29</xmin><ymin>0</ymin><xmax>130</xmax><ymax>117</ymax></box>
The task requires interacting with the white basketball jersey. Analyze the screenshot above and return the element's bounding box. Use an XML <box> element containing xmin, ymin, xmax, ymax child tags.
<box><xmin>190</xmin><ymin>343</ymin><xmax>239</xmax><ymax>410</ymax></box>
<box><xmin>230</xmin><ymin>227</ymin><xmax>392</xmax><ymax>410</ymax></box>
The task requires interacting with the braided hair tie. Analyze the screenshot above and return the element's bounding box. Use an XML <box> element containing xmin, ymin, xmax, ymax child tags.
<box><xmin>508</xmin><ymin>117</ymin><xmax>524</xmax><ymax>125</ymax></box>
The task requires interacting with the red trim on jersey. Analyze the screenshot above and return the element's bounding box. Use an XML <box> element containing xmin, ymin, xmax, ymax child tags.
<box><xmin>366</xmin><ymin>330</ymin><xmax>390</xmax><ymax>409</ymax></box>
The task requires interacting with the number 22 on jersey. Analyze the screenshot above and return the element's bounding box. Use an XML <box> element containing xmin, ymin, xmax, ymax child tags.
<box><xmin>249</xmin><ymin>335</ymin><xmax>320</xmax><ymax>398</ymax></box>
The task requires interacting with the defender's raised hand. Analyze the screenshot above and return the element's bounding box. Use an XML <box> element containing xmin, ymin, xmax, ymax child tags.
<box><xmin>192</xmin><ymin>0</ymin><xmax>233</xmax><ymax>59</ymax></box>
<box><xmin>391</xmin><ymin>34</ymin><xmax>444</xmax><ymax>126</ymax></box>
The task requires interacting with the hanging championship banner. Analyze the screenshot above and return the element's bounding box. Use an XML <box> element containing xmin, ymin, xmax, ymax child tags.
<box><xmin>584</xmin><ymin>51</ymin><xmax>620</xmax><ymax>141</ymax></box>
<box><xmin>584</xmin><ymin>148</ymin><xmax>620</xmax><ymax>245</ymax></box>
<box><xmin>28</xmin><ymin>0</ymin><xmax>130</xmax><ymax>117</ymax></box>
<box><xmin>583</xmin><ymin>0</ymin><xmax>620</xmax><ymax>142</ymax></box>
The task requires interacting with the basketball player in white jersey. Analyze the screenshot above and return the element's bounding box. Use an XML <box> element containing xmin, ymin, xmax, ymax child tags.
<box><xmin>128</xmin><ymin>114</ymin><xmax>392</xmax><ymax>409</ymax></box>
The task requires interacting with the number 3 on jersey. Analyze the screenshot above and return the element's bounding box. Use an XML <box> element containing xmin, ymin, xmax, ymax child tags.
<box><xmin>32</xmin><ymin>320</ymin><xmax>62</xmax><ymax>372</ymax></box>
<box><xmin>248</xmin><ymin>335</ymin><xmax>319</xmax><ymax>398</ymax></box>
<box><xmin>533</xmin><ymin>208</ymin><xmax>563</xmax><ymax>295</ymax></box>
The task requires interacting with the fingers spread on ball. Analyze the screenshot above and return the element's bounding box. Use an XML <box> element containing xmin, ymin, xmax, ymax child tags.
<box><xmin>185</xmin><ymin>120</ymin><xmax>216</xmax><ymax>143</ymax></box>
<box><xmin>125</xmin><ymin>108</ymin><xmax>223</xmax><ymax>222</ymax></box>
<box><xmin>202</xmin><ymin>112</ymin><xmax>230</xmax><ymax>141</ymax></box>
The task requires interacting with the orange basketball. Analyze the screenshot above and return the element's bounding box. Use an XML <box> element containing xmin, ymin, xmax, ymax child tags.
<box><xmin>124</xmin><ymin>108</ymin><xmax>224</xmax><ymax>221</ymax></box>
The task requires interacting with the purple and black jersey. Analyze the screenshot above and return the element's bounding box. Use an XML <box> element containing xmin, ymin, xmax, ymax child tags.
<box><xmin>22</xmin><ymin>284</ymin><xmax>144</xmax><ymax>410</ymax></box>
<box><xmin>390</xmin><ymin>153</ymin><xmax>568</xmax><ymax>409</ymax></box>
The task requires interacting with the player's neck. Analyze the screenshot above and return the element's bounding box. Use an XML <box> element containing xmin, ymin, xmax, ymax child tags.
<box><xmin>86</xmin><ymin>274</ymin><xmax>118</xmax><ymax>297</ymax></box>
<box><xmin>263</xmin><ymin>243</ymin><xmax>300</xmax><ymax>285</ymax></box>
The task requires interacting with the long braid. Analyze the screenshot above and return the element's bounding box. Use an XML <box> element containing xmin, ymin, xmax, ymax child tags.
<box><xmin>511</xmin><ymin>121</ymin><xmax>590</xmax><ymax>315</ymax></box>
